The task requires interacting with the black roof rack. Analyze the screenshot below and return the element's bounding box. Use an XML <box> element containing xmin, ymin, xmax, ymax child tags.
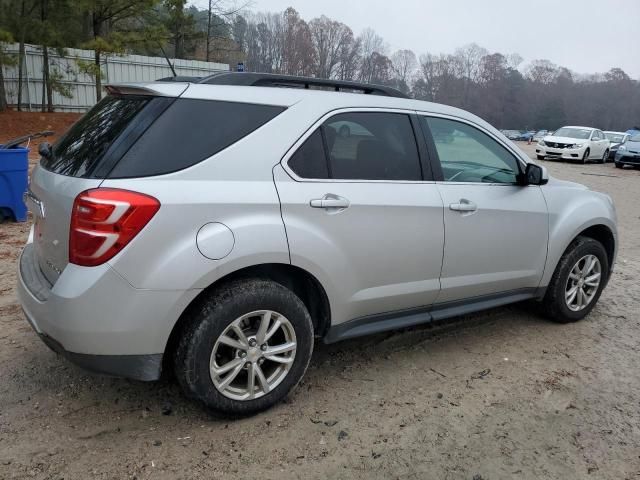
<box><xmin>193</xmin><ymin>72</ymin><xmax>409</xmax><ymax>99</ymax></box>
<box><xmin>156</xmin><ymin>75</ymin><xmax>203</xmax><ymax>82</ymax></box>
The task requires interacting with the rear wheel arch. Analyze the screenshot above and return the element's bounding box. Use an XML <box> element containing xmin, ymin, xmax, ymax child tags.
<box><xmin>164</xmin><ymin>263</ymin><xmax>331</xmax><ymax>372</ymax></box>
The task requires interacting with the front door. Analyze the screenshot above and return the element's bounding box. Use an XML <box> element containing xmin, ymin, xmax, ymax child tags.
<box><xmin>420</xmin><ymin>115</ymin><xmax>549</xmax><ymax>303</ymax></box>
<box><xmin>274</xmin><ymin>110</ymin><xmax>445</xmax><ymax>325</ymax></box>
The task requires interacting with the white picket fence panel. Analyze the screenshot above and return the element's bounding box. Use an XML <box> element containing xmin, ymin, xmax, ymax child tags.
<box><xmin>1</xmin><ymin>43</ymin><xmax>229</xmax><ymax>112</ymax></box>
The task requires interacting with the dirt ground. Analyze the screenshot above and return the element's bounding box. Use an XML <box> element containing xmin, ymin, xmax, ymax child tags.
<box><xmin>1</xmin><ymin>115</ymin><xmax>639</xmax><ymax>479</ymax></box>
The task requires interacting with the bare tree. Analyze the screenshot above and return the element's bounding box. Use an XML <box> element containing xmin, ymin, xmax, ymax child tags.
<box><xmin>309</xmin><ymin>15</ymin><xmax>352</xmax><ymax>79</ymax></box>
<box><xmin>525</xmin><ymin>59</ymin><xmax>560</xmax><ymax>84</ymax></box>
<box><xmin>357</xmin><ymin>28</ymin><xmax>385</xmax><ymax>82</ymax></box>
<box><xmin>391</xmin><ymin>49</ymin><xmax>417</xmax><ymax>92</ymax></box>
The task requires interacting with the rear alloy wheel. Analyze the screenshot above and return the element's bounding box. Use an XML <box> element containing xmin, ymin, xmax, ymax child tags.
<box><xmin>540</xmin><ymin>236</ymin><xmax>609</xmax><ymax>323</ymax></box>
<box><xmin>175</xmin><ymin>279</ymin><xmax>314</xmax><ymax>415</ymax></box>
<box><xmin>581</xmin><ymin>149</ymin><xmax>590</xmax><ymax>164</ymax></box>
<box><xmin>600</xmin><ymin>150</ymin><xmax>608</xmax><ymax>164</ymax></box>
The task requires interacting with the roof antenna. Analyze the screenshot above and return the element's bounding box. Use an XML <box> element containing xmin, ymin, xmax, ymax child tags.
<box><xmin>159</xmin><ymin>44</ymin><xmax>178</xmax><ymax>77</ymax></box>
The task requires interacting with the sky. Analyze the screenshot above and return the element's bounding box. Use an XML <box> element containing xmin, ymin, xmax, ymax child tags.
<box><xmin>194</xmin><ymin>0</ymin><xmax>640</xmax><ymax>78</ymax></box>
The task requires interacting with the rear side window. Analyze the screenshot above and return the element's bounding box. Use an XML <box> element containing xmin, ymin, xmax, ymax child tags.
<box><xmin>325</xmin><ymin>113</ymin><xmax>422</xmax><ymax>181</ymax></box>
<box><xmin>288</xmin><ymin>112</ymin><xmax>422</xmax><ymax>181</ymax></box>
<box><xmin>43</xmin><ymin>96</ymin><xmax>151</xmax><ymax>177</ymax></box>
<box><xmin>109</xmin><ymin>99</ymin><xmax>285</xmax><ymax>178</ymax></box>
<box><xmin>288</xmin><ymin>129</ymin><xmax>329</xmax><ymax>179</ymax></box>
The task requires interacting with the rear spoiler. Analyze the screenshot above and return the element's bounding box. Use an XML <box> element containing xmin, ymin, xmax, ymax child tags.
<box><xmin>104</xmin><ymin>83</ymin><xmax>188</xmax><ymax>97</ymax></box>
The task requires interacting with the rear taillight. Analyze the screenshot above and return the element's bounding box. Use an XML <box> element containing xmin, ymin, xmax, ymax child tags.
<box><xmin>69</xmin><ymin>188</ymin><xmax>160</xmax><ymax>267</ymax></box>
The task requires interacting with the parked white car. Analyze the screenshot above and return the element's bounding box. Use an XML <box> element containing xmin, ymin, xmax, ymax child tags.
<box><xmin>536</xmin><ymin>126</ymin><xmax>610</xmax><ymax>163</ymax></box>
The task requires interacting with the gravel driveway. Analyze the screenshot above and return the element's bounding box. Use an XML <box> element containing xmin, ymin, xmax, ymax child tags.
<box><xmin>1</xmin><ymin>142</ymin><xmax>639</xmax><ymax>480</ymax></box>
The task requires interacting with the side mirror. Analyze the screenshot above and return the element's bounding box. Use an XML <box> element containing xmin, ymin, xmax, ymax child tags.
<box><xmin>523</xmin><ymin>163</ymin><xmax>548</xmax><ymax>186</ymax></box>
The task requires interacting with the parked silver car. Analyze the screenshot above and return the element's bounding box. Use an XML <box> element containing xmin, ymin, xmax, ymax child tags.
<box><xmin>18</xmin><ymin>73</ymin><xmax>617</xmax><ymax>414</ymax></box>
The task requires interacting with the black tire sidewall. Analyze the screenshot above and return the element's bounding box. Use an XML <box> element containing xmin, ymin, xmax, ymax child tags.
<box><xmin>175</xmin><ymin>279</ymin><xmax>314</xmax><ymax>416</ymax></box>
<box><xmin>582</xmin><ymin>149</ymin><xmax>589</xmax><ymax>163</ymax></box>
<box><xmin>545</xmin><ymin>237</ymin><xmax>609</xmax><ymax>322</ymax></box>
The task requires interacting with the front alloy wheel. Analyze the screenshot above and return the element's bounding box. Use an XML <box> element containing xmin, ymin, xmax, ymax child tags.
<box><xmin>564</xmin><ymin>255</ymin><xmax>601</xmax><ymax>312</ymax></box>
<box><xmin>540</xmin><ymin>236</ymin><xmax>609</xmax><ymax>323</ymax></box>
<box><xmin>210</xmin><ymin>310</ymin><xmax>297</xmax><ymax>401</ymax></box>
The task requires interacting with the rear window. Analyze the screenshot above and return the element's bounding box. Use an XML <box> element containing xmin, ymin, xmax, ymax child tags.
<box><xmin>108</xmin><ymin>99</ymin><xmax>285</xmax><ymax>178</ymax></box>
<box><xmin>43</xmin><ymin>95</ymin><xmax>152</xmax><ymax>177</ymax></box>
<box><xmin>42</xmin><ymin>96</ymin><xmax>285</xmax><ymax>178</ymax></box>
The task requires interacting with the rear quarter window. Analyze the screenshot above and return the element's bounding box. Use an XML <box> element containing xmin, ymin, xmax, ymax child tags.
<box><xmin>108</xmin><ymin>99</ymin><xmax>285</xmax><ymax>178</ymax></box>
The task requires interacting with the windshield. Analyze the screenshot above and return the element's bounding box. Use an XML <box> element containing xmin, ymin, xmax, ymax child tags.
<box><xmin>553</xmin><ymin>127</ymin><xmax>592</xmax><ymax>140</ymax></box>
<box><xmin>630</xmin><ymin>135</ymin><xmax>640</xmax><ymax>142</ymax></box>
<box><xmin>605</xmin><ymin>133</ymin><xmax>625</xmax><ymax>143</ymax></box>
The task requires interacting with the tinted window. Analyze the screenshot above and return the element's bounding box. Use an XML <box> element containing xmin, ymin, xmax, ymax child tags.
<box><xmin>424</xmin><ymin>117</ymin><xmax>520</xmax><ymax>184</ymax></box>
<box><xmin>323</xmin><ymin>113</ymin><xmax>422</xmax><ymax>181</ymax></box>
<box><xmin>109</xmin><ymin>99</ymin><xmax>285</xmax><ymax>178</ymax></box>
<box><xmin>43</xmin><ymin>95</ymin><xmax>151</xmax><ymax>177</ymax></box>
<box><xmin>288</xmin><ymin>129</ymin><xmax>329</xmax><ymax>179</ymax></box>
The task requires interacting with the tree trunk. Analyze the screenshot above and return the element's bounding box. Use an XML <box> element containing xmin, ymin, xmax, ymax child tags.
<box><xmin>0</xmin><ymin>53</ymin><xmax>8</xmax><ymax>111</ymax></box>
<box><xmin>92</xmin><ymin>13</ymin><xmax>103</xmax><ymax>102</ymax></box>
<box><xmin>94</xmin><ymin>49</ymin><xmax>102</xmax><ymax>101</ymax></box>
<box><xmin>41</xmin><ymin>46</ymin><xmax>53</xmax><ymax>112</ymax></box>
<box><xmin>17</xmin><ymin>0</ymin><xmax>26</xmax><ymax>111</ymax></box>
<box><xmin>40</xmin><ymin>0</ymin><xmax>53</xmax><ymax>112</ymax></box>
<box><xmin>206</xmin><ymin>0</ymin><xmax>212</xmax><ymax>62</ymax></box>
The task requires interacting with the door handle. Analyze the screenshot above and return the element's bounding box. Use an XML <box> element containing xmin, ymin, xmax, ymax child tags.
<box><xmin>449</xmin><ymin>199</ymin><xmax>477</xmax><ymax>212</ymax></box>
<box><xmin>310</xmin><ymin>195</ymin><xmax>350</xmax><ymax>209</ymax></box>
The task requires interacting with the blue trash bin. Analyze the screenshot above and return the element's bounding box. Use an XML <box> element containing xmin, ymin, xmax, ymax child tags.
<box><xmin>0</xmin><ymin>145</ymin><xmax>29</xmax><ymax>222</ymax></box>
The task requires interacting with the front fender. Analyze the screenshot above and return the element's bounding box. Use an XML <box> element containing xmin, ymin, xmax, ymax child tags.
<box><xmin>540</xmin><ymin>186</ymin><xmax>617</xmax><ymax>287</ymax></box>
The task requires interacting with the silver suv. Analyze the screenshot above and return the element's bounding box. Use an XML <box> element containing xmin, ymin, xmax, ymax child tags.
<box><xmin>17</xmin><ymin>73</ymin><xmax>617</xmax><ymax>415</ymax></box>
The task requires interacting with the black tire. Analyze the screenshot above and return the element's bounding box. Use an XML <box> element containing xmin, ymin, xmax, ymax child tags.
<box><xmin>581</xmin><ymin>149</ymin><xmax>590</xmax><ymax>164</ymax></box>
<box><xmin>615</xmin><ymin>162</ymin><xmax>623</xmax><ymax>169</ymax></box>
<box><xmin>537</xmin><ymin>155</ymin><xmax>545</xmax><ymax>160</ymax></box>
<box><xmin>600</xmin><ymin>150</ymin><xmax>608</xmax><ymax>164</ymax></box>
<box><xmin>540</xmin><ymin>236</ymin><xmax>609</xmax><ymax>323</ymax></box>
<box><xmin>174</xmin><ymin>278</ymin><xmax>314</xmax><ymax>415</ymax></box>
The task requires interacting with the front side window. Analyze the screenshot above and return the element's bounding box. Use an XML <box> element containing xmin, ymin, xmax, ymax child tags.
<box><xmin>424</xmin><ymin>116</ymin><xmax>520</xmax><ymax>184</ymax></box>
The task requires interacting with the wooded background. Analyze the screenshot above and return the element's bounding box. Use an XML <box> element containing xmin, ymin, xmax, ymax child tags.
<box><xmin>1</xmin><ymin>1</ymin><xmax>638</xmax><ymax>130</ymax></box>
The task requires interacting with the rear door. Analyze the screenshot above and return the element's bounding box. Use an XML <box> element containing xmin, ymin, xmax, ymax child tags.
<box><xmin>274</xmin><ymin>110</ymin><xmax>444</xmax><ymax>325</ymax></box>
<box><xmin>419</xmin><ymin>114</ymin><xmax>549</xmax><ymax>303</ymax></box>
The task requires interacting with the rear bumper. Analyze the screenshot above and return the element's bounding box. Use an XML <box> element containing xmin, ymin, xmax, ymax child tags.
<box><xmin>17</xmin><ymin>242</ymin><xmax>200</xmax><ymax>380</ymax></box>
<box><xmin>37</xmin><ymin>332</ymin><xmax>162</xmax><ymax>381</ymax></box>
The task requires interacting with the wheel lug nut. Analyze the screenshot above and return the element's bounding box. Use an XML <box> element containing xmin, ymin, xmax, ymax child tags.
<box><xmin>258</xmin><ymin>358</ymin><xmax>265</xmax><ymax>365</ymax></box>
<box><xmin>249</xmin><ymin>339</ymin><xmax>257</xmax><ymax>347</ymax></box>
<box><xmin>260</xmin><ymin>344</ymin><xmax>267</xmax><ymax>351</ymax></box>
<box><xmin>239</xmin><ymin>351</ymin><xmax>247</xmax><ymax>358</ymax></box>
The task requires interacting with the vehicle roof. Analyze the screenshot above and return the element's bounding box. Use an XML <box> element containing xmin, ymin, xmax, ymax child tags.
<box><xmin>603</xmin><ymin>131</ymin><xmax>627</xmax><ymax>134</ymax></box>
<box><xmin>108</xmin><ymin>81</ymin><xmax>487</xmax><ymax>125</ymax></box>
<box><xmin>558</xmin><ymin>126</ymin><xmax>598</xmax><ymax>130</ymax></box>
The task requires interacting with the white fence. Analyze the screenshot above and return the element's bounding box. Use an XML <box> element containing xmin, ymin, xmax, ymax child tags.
<box><xmin>1</xmin><ymin>43</ymin><xmax>229</xmax><ymax>112</ymax></box>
